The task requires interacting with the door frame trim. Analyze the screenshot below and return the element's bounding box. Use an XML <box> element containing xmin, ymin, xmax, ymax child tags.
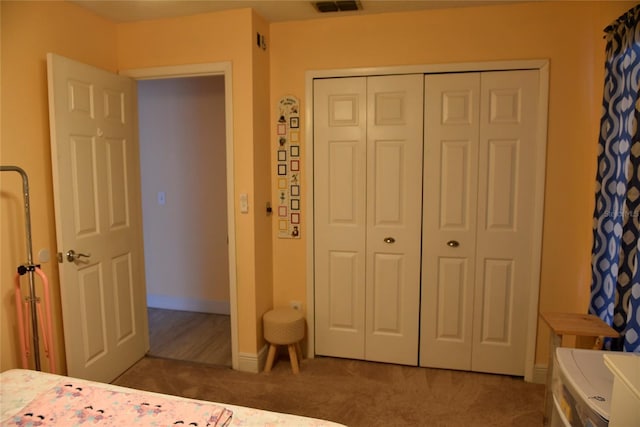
<box><xmin>305</xmin><ymin>59</ymin><xmax>549</xmax><ymax>382</ymax></box>
<box><xmin>120</xmin><ymin>62</ymin><xmax>238</xmax><ymax>370</ymax></box>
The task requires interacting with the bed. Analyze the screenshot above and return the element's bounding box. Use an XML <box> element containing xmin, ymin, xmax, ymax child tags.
<box><xmin>0</xmin><ymin>369</ymin><xmax>345</xmax><ymax>426</ymax></box>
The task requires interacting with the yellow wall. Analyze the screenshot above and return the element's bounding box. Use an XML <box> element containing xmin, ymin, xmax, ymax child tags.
<box><xmin>268</xmin><ymin>0</ymin><xmax>638</xmax><ymax>366</ymax></box>
<box><xmin>250</xmin><ymin>10</ymin><xmax>274</xmax><ymax>350</ymax></box>
<box><xmin>116</xmin><ymin>7</ymin><xmax>275</xmax><ymax>354</ymax></box>
<box><xmin>1</xmin><ymin>0</ymin><xmax>118</xmax><ymax>373</ymax></box>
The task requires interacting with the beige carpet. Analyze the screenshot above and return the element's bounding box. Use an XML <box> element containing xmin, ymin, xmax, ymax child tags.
<box><xmin>112</xmin><ymin>355</ymin><xmax>545</xmax><ymax>426</ymax></box>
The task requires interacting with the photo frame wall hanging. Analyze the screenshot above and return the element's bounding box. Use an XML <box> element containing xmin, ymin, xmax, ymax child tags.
<box><xmin>276</xmin><ymin>95</ymin><xmax>301</xmax><ymax>239</ymax></box>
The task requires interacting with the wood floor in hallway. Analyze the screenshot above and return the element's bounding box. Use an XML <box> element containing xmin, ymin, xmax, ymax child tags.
<box><xmin>147</xmin><ymin>307</ymin><xmax>232</xmax><ymax>367</ymax></box>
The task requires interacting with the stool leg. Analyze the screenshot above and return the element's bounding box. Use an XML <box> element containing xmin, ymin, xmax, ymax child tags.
<box><xmin>295</xmin><ymin>341</ymin><xmax>303</xmax><ymax>361</ymax></box>
<box><xmin>265</xmin><ymin>344</ymin><xmax>277</xmax><ymax>373</ymax></box>
<box><xmin>288</xmin><ymin>344</ymin><xmax>300</xmax><ymax>374</ymax></box>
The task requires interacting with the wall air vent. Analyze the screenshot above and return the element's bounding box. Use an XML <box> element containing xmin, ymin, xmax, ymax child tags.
<box><xmin>313</xmin><ymin>1</ymin><xmax>362</xmax><ymax>13</ymax></box>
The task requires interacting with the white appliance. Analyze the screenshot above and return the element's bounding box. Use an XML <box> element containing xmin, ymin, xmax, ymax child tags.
<box><xmin>551</xmin><ymin>348</ymin><xmax>613</xmax><ymax>427</ymax></box>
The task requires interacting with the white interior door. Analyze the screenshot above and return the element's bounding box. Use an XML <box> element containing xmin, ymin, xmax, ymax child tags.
<box><xmin>420</xmin><ymin>73</ymin><xmax>480</xmax><ymax>370</ymax></box>
<box><xmin>314</xmin><ymin>77</ymin><xmax>367</xmax><ymax>359</ymax></box>
<box><xmin>314</xmin><ymin>75</ymin><xmax>423</xmax><ymax>365</ymax></box>
<box><xmin>420</xmin><ymin>70</ymin><xmax>539</xmax><ymax>376</ymax></box>
<box><xmin>47</xmin><ymin>53</ymin><xmax>148</xmax><ymax>382</ymax></box>
<box><xmin>365</xmin><ymin>75</ymin><xmax>423</xmax><ymax>365</ymax></box>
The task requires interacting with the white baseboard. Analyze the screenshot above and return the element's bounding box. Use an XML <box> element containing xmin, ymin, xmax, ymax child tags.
<box><xmin>236</xmin><ymin>345</ymin><xmax>268</xmax><ymax>373</ymax></box>
<box><xmin>147</xmin><ymin>294</ymin><xmax>230</xmax><ymax>315</ymax></box>
<box><xmin>531</xmin><ymin>364</ymin><xmax>547</xmax><ymax>384</ymax></box>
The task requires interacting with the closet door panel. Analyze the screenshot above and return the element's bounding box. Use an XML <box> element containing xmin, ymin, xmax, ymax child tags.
<box><xmin>365</xmin><ymin>74</ymin><xmax>423</xmax><ymax>365</ymax></box>
<box><xmin>373</xmin><ymin>141</ymin><xmax>404</xmax><ymax>224</ymax></box>
<box><xmin>327</xmin><ymin>251</ymin><xmax>360</xmax><ymax>330</ymax></box>
<box><xmin>421</xmin><ymin>73</ymin><xmax>480</xmax><ymax>370</ymax></box>
<box><xmin>478</xmin><ymin>259</ymin><xmax>515</xmax><ymax>343</ymax></box>
<box><xmin>435</xmin><ymin>257</ymin><xmax>469</xmax><ymax>339</ymax></box>
<box><xmin>485</xmin><ymin>139</ymin><xmax>518</xmax><ymax>229</ymax></box>
<box><xmin>314</xmin><ymin>77</ymin><xmax>367</xmax><ymax>359</ymax></box>
<box><xmin>371</xmin><ymin>253</ymin><xmax>404</xmax><ymax>332</ymax></box>
<box><xmin>472</xmin><ymin>70</ymin><xmax>539</xmax><ymax>376</ymax></box>
<box><xmin>440</xmin><ymin>141</ymin><xmax>473</xmax><ymax>228</ymax></box>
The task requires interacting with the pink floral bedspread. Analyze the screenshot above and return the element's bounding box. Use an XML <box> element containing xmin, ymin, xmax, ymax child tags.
<box><xmin>1</xmin><ymin>369</ymin><xmax>345</xmax><ymax>426</ymax></box>
<box><xmin>4</xmin><ymin>380</ymin><xmax>232</xmax><ymax>426</ymax></box>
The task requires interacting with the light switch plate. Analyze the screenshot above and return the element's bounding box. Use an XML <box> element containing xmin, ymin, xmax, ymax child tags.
<box><xmin>240</xmin><ymin>193</ymin><xmax>249</xmax><ymax>213</ymax></box>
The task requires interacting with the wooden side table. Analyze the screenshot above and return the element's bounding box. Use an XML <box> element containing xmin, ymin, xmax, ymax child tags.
<box><xmin>539</xmin><ymin>312</ymin><xmax>619</xmax><ymax>426</ymax></box>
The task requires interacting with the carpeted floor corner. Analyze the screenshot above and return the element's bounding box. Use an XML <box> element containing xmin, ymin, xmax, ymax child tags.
<box><xmin>112</xmin><ymin>356</ymin><xmax>545</xmax><ymax>426</ymax></box>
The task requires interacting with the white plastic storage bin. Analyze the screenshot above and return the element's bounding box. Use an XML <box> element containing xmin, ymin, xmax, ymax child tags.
<box><xmin>603</xmin><ymin>353</ymin><xmax>640</xmax><ymax>427</ymax></box>
<box><xmin>551</xmin><ymin>348</ymin><xmax>613</xmax><ymax>427</ymax></box>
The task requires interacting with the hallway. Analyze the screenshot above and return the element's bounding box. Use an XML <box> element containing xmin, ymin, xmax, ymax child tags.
<box><xmin>147</xmin><ymin>308</ymin><xmax>231</xmax><ymax>366</ymax></box>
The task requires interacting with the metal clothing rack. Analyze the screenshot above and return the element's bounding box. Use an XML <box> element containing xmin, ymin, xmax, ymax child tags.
<box><xmin>1</xmin><ymin>165</ymin><xmax>43</xmax><ymax>371</ymax></box>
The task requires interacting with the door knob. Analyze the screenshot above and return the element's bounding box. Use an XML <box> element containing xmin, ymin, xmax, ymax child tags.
<box><xmin>65</xmin><ymin>249</ymin><xmax>91</xmax><ymax>262</ymax></box>
<box><xmin>446</xmin><ymin>240</ymin><xmax>460</xmax><ymax>248</ymax></box>
<box><xmin>383</xmin><ymin>237</ymin><xmax>395</xmax><ymax>244</ymax></box>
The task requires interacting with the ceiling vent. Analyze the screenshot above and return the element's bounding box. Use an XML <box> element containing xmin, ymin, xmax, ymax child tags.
<box><xmin>313</xmin><ymin>1</ymin><xmax>362</xmax><ymax>13</ymax></box>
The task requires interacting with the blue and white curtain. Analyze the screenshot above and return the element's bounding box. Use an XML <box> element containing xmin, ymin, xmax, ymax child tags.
<box><xmin>590</xmin><ymin>5</ymin><xmax>640</xmax><ymax>353</ymax></box>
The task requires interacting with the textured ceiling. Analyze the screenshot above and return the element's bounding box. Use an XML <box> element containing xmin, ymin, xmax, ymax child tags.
<box><xmin>70</xmin><ymin>0</ymin><xmax>531</xmax><ymax>23</ymax></box>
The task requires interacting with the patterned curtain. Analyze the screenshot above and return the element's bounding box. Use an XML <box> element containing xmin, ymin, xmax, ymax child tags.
<box><xmin>590</xmin><ymin>5</ymin><xmax>640</xmax><ymax>352</ymax></box>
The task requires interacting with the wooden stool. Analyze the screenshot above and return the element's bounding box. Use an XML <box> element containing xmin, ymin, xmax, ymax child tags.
<box><xmin>539</xmin><ymin>312</ymin><xmax>619</xmax><ymax>426</ymax></box>
<box><xmin>263</xmin><ymin>308</ymin><xmax>305</xmax><ymax>374</ymax></box>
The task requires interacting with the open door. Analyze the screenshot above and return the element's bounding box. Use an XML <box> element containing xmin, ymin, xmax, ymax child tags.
<box><xmin>47</xmin><ymin>53</ymin><xmax>148</xmax><ymax>382</ymax></box>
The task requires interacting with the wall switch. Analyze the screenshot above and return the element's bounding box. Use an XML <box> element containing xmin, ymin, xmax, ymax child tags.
<box><xmin>157</xmin><ymin>191</ymin><xmax>166</xmax><ymax>206</ymax></box>
<box><xmin>240</xmin><ymin>193</ymin><xmax>249</xmax><ymax>213</ymax></box>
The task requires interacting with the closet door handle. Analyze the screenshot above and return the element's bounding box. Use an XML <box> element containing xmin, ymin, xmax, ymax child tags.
<box><xmin>447</xmin><ymin>240</ymin><xmax>459</xmax><ymax>248</ymax></box>
<box><xmin>383</xmin><ymin>237</ymin><xmax>395</xmax><ymax>244</ymax></box>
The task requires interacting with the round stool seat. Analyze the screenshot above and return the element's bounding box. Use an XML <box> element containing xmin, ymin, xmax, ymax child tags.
<box><xmin>264</xmin><ymin>308</ymin><xmax>304</xmax><ymax>344</ymax></box>
<box><xmin>263</xmin><ymin>308</ymin><xmax>305</xmax><ymax>373</ymax></box>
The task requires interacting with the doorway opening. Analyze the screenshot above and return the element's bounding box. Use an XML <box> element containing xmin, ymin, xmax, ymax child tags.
<box><xmin>138</xmin><ymin>76</ymin><xmax>231</xmax><ymax>366</ymax></box>
<box><xmin>122</xmin><ymin>61</ymin><xmax>238</xmax><ymax>370</ymax></box>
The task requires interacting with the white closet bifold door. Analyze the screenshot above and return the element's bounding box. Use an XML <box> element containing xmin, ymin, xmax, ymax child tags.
<box><xmin>420</xmin><ymin>70</ymin><xmax>540</xmax><ymax>376</ymax></box>
<box><xmin>314</xmin><ymin>74</ymin><xmax>424</xmax><ymax>365</ymax></box>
